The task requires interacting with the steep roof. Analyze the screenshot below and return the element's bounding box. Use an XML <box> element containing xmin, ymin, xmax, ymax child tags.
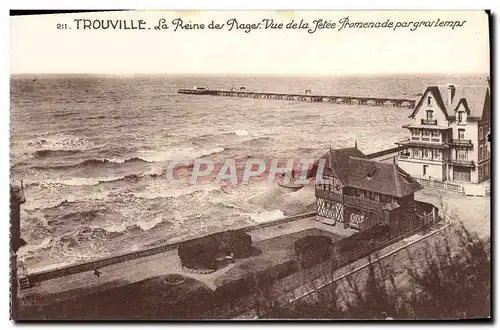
<box><xmin>410</xmin><ymin>84</ymin><xmax>489</xmax><ymax>120</ymax></box>
<box><xmin>327</xmin><ymin>147</ymin><xmax>367</xmax><ymax>184</ymax></box>
<box><xmin>307</xmin><ymin>146</ymin><xmax>366</xmax><ymax>181</ymax></box>
<box><xmin>347</xmin><ymin>157</ymin><xmax>422</xmax><ymax>198</ymax></box>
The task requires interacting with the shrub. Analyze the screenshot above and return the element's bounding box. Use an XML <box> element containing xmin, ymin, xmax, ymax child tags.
<box><xmin>220</xmin><ymin>230</ymin><xmax>253</xmax><ymax>258</ymax></box>
<box><xmin>178</xmin><ymin>234</ymin><xmax>219</xmax><ymax>271</ymax></box>
<box><xmin>294</xmin><ymin>235</ymin><xmax>332</xmax><ymax>268</ymax></box>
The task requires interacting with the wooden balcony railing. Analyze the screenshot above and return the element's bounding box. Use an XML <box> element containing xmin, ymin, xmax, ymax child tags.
<box><xmin>421</xmin><ymin>119</ymin><xmax>437</xmax><ymax>125</ymax></box>
<box><xmin>343</xmin><ymin>195</ymin><xmax>381</xmax><ymax>211</ymax></box>
<box><xmin>315</xmin><ymin>189</ymin><xmax>342</xmax><ymax>202</ymax></box>
<box><xmin>448</xmin><ymin>159</ymin><xmax>475</xmax><ymax>167</ymax></box>
<box><xmin>450</xmin><ymin>139</ymin><xmax>473</xmax><ymax>147</ymax></box>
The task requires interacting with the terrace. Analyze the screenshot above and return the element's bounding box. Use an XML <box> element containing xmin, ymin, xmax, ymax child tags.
<box><xmin>18</xmin><ymin>217</ymin><xmax>355</xmax><ymax>317</ymax></box>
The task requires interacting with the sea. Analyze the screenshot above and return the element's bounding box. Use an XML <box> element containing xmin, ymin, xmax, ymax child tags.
<box><xmin>10</xmin><ymin>74</ymin><xmax>487</xmax><ymax>272</ymax></box>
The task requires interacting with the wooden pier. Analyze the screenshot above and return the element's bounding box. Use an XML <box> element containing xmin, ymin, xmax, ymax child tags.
<box><xmin>178</xmin><ymin>88</ymin><xmax>416</xmax><ymax>108</ymax></box>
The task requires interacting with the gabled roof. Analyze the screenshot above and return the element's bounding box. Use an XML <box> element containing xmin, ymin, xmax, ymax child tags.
<box><xmin>307</xmin><ymin>147</ymin><xmax>366</xmax><ymax>182</ymax></box>
<box><xmin>410</xmin><ymin>84</ymin><xmax>489</xmax><ymax>120</ymax></box>
<box><xmin>347</xmin><ymin>157</ymin><xmax>422</xmax><ymax>198</ymax></box>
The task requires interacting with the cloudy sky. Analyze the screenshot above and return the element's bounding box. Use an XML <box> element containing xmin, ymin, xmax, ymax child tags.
<box><xmin>10</xmin><ymin>10</ymin><xmax>490</xmax><ymax>75</ymax></box>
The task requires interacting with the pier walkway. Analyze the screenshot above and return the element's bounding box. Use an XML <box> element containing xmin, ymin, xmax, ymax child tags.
<box><xmin>178</xmin><ymin>88</ymin><xmax>416</xmax><ymax>108</ymax></box>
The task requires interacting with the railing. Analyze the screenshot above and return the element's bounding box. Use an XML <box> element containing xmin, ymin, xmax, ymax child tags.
<box><xmin>450</xmin><ymin>139</ymin><xmax>473</xmax><ymax>147</ymax></box>
<box><xmin>414</xmin><ymin>177</ymin><xmax>464</xmax><ymax>194</ymax></box>
<box><xmin>421</xmin><ymin>119</ymin><xmax>438</xmax><ymax>125</ymax></box>
<box><xmin>448</xmin><ymin>159</ymin><xmax>475</xmax><ymax>167</ymax></box>
<box><xmin>343</xmin><ymin>195</ymin><xmax>381</xmax><ymax>211</ymax></box>
<box><xmin>315</xmin><ymin>189</ymin><xmax>342</xmax><ymax>201</ymax></box>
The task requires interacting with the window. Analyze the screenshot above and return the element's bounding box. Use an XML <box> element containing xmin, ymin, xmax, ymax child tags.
<box><xmin>427</xmin><ymin>96</ymin><xmax>431</xmax><ymax>106</ymax></box>
<box><xmin>479</xmin><ymin>146</ymin><xmax>483</xmax><ymax>161</ymax></box>
<box><xmin>458</xmin><ymin>111</ymin><xmax>464</xmax><ymax>123</ymax></box>
<box><xmin>458</xmin><ymin>129</ymin><xmax>465</xmax><ymax>140</ymax></box>
<box><xmin>423</xmin><ymin>165</ymin><xmax>428</xmax><ymax>176</ymax></box>
<box><xmin>432</xmin><ymin>149</ymin><xmax>440</xmax><ymax>160</ymax></box>
<box><xmin>413</xmin><ymin>148</ymin><xmax>421</xmax><ymax>158</ymax></box>
<box><xmin>422</xmin><ymin>130</ymin><xmax>430</xmax><ymax>137</ymax></box>
<box><xmin>423</xmin><ymin>149</ymin><xmax>429</xmax><ymax>159</ymax></box>
<box><xmin>431</xmin><ymin>131</ymin><xmax>440</xmax><ymax>137</ymax></box>
<box><xmin>479</xmin><ymin>126</ymin><xmax>483</xmax><ymax>139</ymax></box>
<box><xmin>426</xmin><ymin>110</ymin><xmax>434</xmax><ymax>120</ymax></box>
<box><xmin>380</xmin><ymin>194</ymin><xmax>391</xmax><ymax>203</ymax></box>
<box><xmin>412</xmin><ymin>129</ymin><xmax>420</xmax><ymax>137</ymax></box>
<box><xmin>457</xmin><ymin>149</ymin><xmax>468</xmax><ymax>161</ymax></box>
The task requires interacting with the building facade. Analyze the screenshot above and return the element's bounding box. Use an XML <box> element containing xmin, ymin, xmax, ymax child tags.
<box><xmin>312</xmin><ymin>147</ymin><xmax>424</xmax><ymax>235</ymax></box>
<box><xmin>396</xmin><ymin>84</ymin><xmax>491</xmax><ymax>184</ymax></box>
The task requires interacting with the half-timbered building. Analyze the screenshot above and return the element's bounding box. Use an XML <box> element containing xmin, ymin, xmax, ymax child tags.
<box><xmin>312</xmin><ymin>146</ymin><xmax>423</xmax><ymax>233</ymax></box>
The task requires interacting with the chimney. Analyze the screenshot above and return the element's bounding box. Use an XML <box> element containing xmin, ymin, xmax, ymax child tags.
<box><xmin>447</xmin><ymin>84</ymin><xmax>455</xmax><ymax>105</ymax></box>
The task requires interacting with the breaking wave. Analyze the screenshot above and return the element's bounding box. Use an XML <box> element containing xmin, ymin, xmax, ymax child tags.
<box><xmin>18</xmin><ymin>135</ymin><xmax>94</xmax><ymax>152</ymax></box>
<box><xmin>136</xmin><ymin>147</ymin><xmax>225</xmax><ymax>163</ymax></box>
<box><xmin>32</xmin><ymin>157</ymin><xmax>150</xmax><ymax>170</ymax></box>
<box><xmin>24</xmin><ymin>174</ymin><xmax>145</xmax><ymax>188</ymax></box>
<box><xmin>34</xmin><ymin>149</ymin><xmax>83</xmax><ymax>158</ymax></box>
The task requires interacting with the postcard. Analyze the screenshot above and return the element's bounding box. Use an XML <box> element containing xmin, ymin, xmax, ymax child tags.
<box><xmin>10</xmin><ymin>10</ymin><xmax>490</xmax><ymax>320</ymax></box>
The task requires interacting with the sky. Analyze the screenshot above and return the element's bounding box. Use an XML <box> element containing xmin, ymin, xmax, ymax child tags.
<box><xmin>10</xmin><ymin>10</ymin><xmax>490</xmax><ymax>75</ymax></box>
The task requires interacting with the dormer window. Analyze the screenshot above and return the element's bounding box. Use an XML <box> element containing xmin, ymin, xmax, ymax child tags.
<box><xmin>458</xmin><ymin>111</ymin><xmax>465</xmax><ymax>123</ymax></box>
<box><xmin>426</xmin><ymin>110</ymin><xmax>434</xmax><ymax>120</ymax></box>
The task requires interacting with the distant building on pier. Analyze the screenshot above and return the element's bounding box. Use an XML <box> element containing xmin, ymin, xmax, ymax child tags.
<box><xmin>311</xmin><ymin>146</ymin><xmax>424</xmax><ymax>236</ymax></box>
<box><xmin>396</xmin><ymin>84</ymin><xmax>491</xmax><ymax>184</ymax></box>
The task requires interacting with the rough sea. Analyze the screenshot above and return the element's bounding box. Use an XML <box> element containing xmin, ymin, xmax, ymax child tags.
<box><xmin>10</xmin><ymin>74</ymin><xmax>486</xmax><ymax>272</ymax></box>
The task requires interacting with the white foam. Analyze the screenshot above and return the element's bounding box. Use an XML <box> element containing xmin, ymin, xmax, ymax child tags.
<box><xmin>137</xmin><ymin>147</ymin><xmax>224</xmax><ymax>162</ymax></box>
<box><xmin>132</xmin><ymin>182</ymin><xmax>221</xmax><ymax>200</ymax></box>
<box><xmin>18</xmin><ymin>134</ymin><xmax>94</xmax><ymax>152</ymax></box>
<box><xmin>234</xmin><ymin>129</ymin><xmax>250</xmax><ymax>136</ymax></box>
<box><xmin>244</xmin><ymin>210</ymin><xmax>285</xmax><ymax>223</ymax></box>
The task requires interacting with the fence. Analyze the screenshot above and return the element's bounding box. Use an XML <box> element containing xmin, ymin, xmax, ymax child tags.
<box><xmin>200</xmin><ymin>208</ymin><xmax>441</xmax><ymax>319</ymax></box>
<box><xmin>415</xmin><ymin>178</ymin><xmax>465</xmax><ymax>194</ymax></box>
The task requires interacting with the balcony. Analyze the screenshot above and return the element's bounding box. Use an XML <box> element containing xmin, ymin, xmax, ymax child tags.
<box><xmin>395</xmin><ymin>139</ymin><xmax>449</xmax><ymax>149</ymax></box>
<box><xmin>450</xmin><ymin>139</ymin><xmax>473</xmax><ymax>148</ymax></box>
<box><xmin>315</xmin><ymin>189</ymin><xmax>342</xmax><ymax>202</ymax></box>
<box><xmin>448</xmin><ymin>159</ymin><xmax>475</xmax><ymax>167</ymax></box>
<box><xmin>344</xmin><ymin>195</ymin><xmax>381</xmax><ymax>211</ymax></box>
<box><xmin>421</xmin><ymin>118</ymin><xmax>437</xmax><ymax>125</ymax></box>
